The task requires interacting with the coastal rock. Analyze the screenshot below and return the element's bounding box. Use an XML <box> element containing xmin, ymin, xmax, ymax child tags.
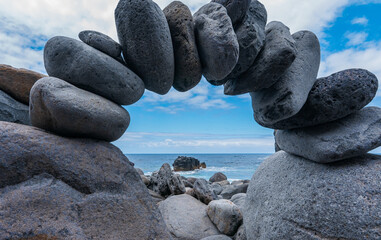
<box><xmin>201</xmin><ymin>235</ymin><xmax>232</xmax><ymax>240</ymax></box>
<box><xmin>231</xmin><ymin>180</ymin><xmax>244</xmax><ymax>185</ymax></box>
<box><xmin>163</xmin><ymin>1</ymin><xmax>202</xmax><ymax>92</ymax></box>
<box><xmin>216</xmin><ymin>180</ymin><xmax>230</xmax><ymax>186</ymax></box>
<box><xmin>220</xmin><ymin>183</ymin><xmax>248</xmax><ymax>199</ymax></box>
<box><xmin>159</xmin><ymin>194</ymin><xmax>220</xmax><ymax>240</ymax></box>
<box><xmin>276</xmin><ymin>107</ymin><xmax>381</xmax><ymax>163</ymax></box>
<box><xmin>167</xmin><ymin>174</ymin><xmax>186</xmax><ymax>195</ymax></box>
<box><xmin>149</xmin><ymin>163</ymin><xmax>173</xmax><ymax>197</ymax></box>
<box><xmin>44</xmin><ymin>36</ymin><xmax>144</xmax><ymax>105</ymax></box>
<box><xmin>141</xmin><ymin>175</ymin><xmax>150</xmax><ymax>186</ymax></box>
<box><xmin>224</xmin><ymin>21</ymin><xmax>297</xmax><ymax>95</ymax></box>
<box><xmin>234</xmin><ymin>225</ymin><xmax>247</xmax><ymax>240</ymax></box>
<box><xmin>173</xmin><ymin>156</ymin><xmax>201</xmax><ymax>171</ymax></box>
<box><xmin>135</xmin><ymin>168</ymin><xmax>145</xmax><ymax>176</ymax></box>
<box><xmin>210</xmin><ymin>172</ymin><xmax>228</xmax><ymax>182</ymax></box>
<box><xmin>211</xmin><ymin>182</ymin><xmax>224</xmax><ymax>195</ymax></box>
<box><xmin>187</xmin><ymin>177</ymin><xmax>198</xmax><ymax>184</ymax></box>
<box><xmin>148</xmin><ymin>189</ymin><xmax>166</xmax><ymax>204</ymax></box>
<box><xmin>211</xmin><ymin>0</ymin><xmax>250</xmax><ymax>26</ymax></box>
<box><xmin>270</xmin><ymin>69</ymin><xmax>379</xmax><ymax>129</ymax></box>
<box><xmin>244</xmin><ymin>151</ymin><xmax>381</xmax><ymax>239</ymax></box>
<box><xmin>251</xmin><ymin>30</ymin><xmax>320</xmax><ymax>125</ymax></box>
<box><xmin>30</xmin><ymin>77</ymin><xmax>130</xmax><ymax>142</ymax></box>
<box><xmin>183</xmin><ymin>179</ymin><xmax>194</xmax><ymax>188</ymax></box>
<box><xmin>194</xmin><ymin>178</ymin><xmax>218</xmax><ymax>204</ymax></box>
<box><xmin>78</xmin><ymin>30</ymin><xmax>123</xmax><ymax>59</ymax></box>
<box><xmin>194</xmin><ymin>2</ymin><xmax>239</xmax><ymax>83</ymax></box>
<box><xmin>207</xmin><ymin>199</ymin><xmax>243</xmax><ymax>236</ymax></box>
<box><xmin>230</xmin><ymin>193</ymin><xmax>246</xmax><ymax>210</ymax></box>
<box><xmin>0</xmin><ymin>90</ymin><xmax>30</xmax><ymax>125</ymax></box>
<box><xmin>115</xmin><ymin>0</ymin><xmax>174</xmax><ymax>95</ymax></box>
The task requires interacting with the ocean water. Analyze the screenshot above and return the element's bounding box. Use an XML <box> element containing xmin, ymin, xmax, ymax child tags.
<box><xmin>125</xmin><ymin>154</ymin><xmax>271</xmax><ymax>181</ymax></box>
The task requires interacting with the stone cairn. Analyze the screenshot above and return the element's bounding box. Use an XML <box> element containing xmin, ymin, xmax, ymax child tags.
<box><xmin>0</xmin><ymin>0</ymin><xmax>380</xmax><ymax>239</ymax></box>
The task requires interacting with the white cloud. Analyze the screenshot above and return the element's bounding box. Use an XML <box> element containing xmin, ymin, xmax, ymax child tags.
<box><xmin>345</xmin><ymin>32</ymin><xmax>368</xmax><ymax>46</ymax></box>
<box><xmin>351</xmin><ymin>17</ymin><xmax>369</xmax><ymax>26</ymax></box>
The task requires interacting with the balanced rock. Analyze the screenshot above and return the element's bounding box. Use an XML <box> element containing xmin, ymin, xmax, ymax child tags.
<box><xmin>220</xmin><ymin>183</ymin><xmax>248</xmax><ymax>199</ymax></box>
<box><xmin>194</xmin><ymin>178</ymin><xmax>217</xmax><ymax>204</ymax></box>
<box><xmin>245</xmin><ymin>151</ymin><xmax>381</xmax><ymax>239</ymax></box>
<box><xmin>211</xmin><ymin>0</ymin><xmax>250</xmax><ymax>26</ymax></box>
<box><xmin>115</xmin><ymin>0</ymin><xmax>174</xmax><ymax>95</ymax></box>
<box><xmin>79</xmin><ymin>30</ymin><xmax>123</xmax><ymax>59</ymax></box>
<box><xmin>0</xmin><ymin>64</ymin><xmax>46</xmax><ymax>104</ymax></box>
<box><xmin>210</xmin><ymin>172</ymin><xmax>228</xmax><ymax>182</ymax></box>
<box><xmin>173</xmin><ymin>156</ymin><xmax>202</xmax><ymax>171</ymax></box>
<box><xmin>194</xmin><ymin>2</ymin><xmax>239</xmax><ymax>83</ymax></box>
<box><xmin>270</xmin><ymin>68</ymin><xmax>378</xmax><ymax>129</ymax></box>
<box><xmin>276</xmin><ymin>107</ymin><xmax>381</xmax><ymax>163</ymax></box>
<box><xmin>0</xmin><ymin>90</ymin><xmax>30</xmax><ymax>125</ymax></box>
<box><xmin>207</xmin><ymin>199</ymin><xmax>243</xmax><ymax>236</ymax></box>
<box><xmin>30</xmin><ymin>77</ymin><xmax>130</xmax><ymax>142</ymax></box>
<box><xmin>251</xmin><ymin>30</ymin><xmax>320</xmax><ymax>125</ymax></box>
<box><xmin>201</xmin><ymin>235</ymin><xmax>232</xmax><ymax>240</ymax></box>
<box><xmin>164</xmin><ymin>1</ymin><xmax>202</xmax><ymax>92</ymax></box>
<box><xmin>224</xmin><ymin>21</ymin><xmax>297</xmax><ymax>95</ymax></box>
<box><xmin>159</xmin><ymin>194</ymin><xmax>220</xmax><ymax>240</ymax></box>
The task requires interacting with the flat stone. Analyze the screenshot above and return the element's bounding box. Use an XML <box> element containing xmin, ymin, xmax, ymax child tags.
<box><xmin>194</xmin><ymin>2</ymin><xmax>239</xmax><ymax>83</ymax></box>
<box><xmin>0</xmin><ymin>64</ymin><xmax>46</xmax><ymax>104</ymax></box>
<box><xmin>224</xmin><ymin>21</ymin><xmax>297</xmax><ymax>95</ymax></box>
<box><xmin>194</xmin><ymin>178</ymin><xmax>218</xmax><ymax>204</ymax></box>
<box><xmin>270</xmin><ymin>68</ymin><xmax>378</xmax><ymax>129</ymax></box>
<box><xmin>209</xmin><ymin>172</ymin><xmax>227</xmax><ymax>182</ymax></box>
<box><xmin>0</xmin><ymin>90</ymin><xmax>30</xmax><ymax>125</ymax></box>
<box><xmin>207</xmin><ymin>199</ymin><xmax>243</xmax><ymax>236</ymax></box>
<box><xmin>220</xmin><ymin>183</ymin><xmax>248</xmax><ymax>199</ymax></box>
<box><xmin>250</xmin><ymin>30</ymin><xmax>320</xmax><ymax>125</ymax></box>
<box><xmin>276</xmin><ymin>107</ymin><xmax>381</xmax><ymax>163</ymax></box>
<box><xmin>44</xmin><ymin>36</ymin><xmax>144</xmax><ymax>105</ymax></box>
<box><xmin>115</xmin><ymin>0</ymin><xmax>174</xmax><ymax>95</ymax></box>
<box><xmin>211</xmin><ymin>0</ymin><xmax>250</xmax><ymax>26</ymax></box>
<box><xmin>164</xmin><ymin>1</ymin><xmax>202</xmax><ymax>92</ymax></box>
<box><xmin>78</xmin><ymin>30</ymin><xmax>122</xmax><ymax>59</ymax></box>
<box><xmin>244</xmin><ymin>151</ymin><xmax>381</xmax><ymax>239</ymax></box>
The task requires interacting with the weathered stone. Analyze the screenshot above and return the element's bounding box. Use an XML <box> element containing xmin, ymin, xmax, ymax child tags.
<box><xmin>164</xmin><ymin>1</ymin><xmax>202</xmax><ymax>92</ymax></box>
<box><xmin>276</xmin><ymin>107</ymin><xmax>381</xmax><ymax>163</ymax></box>
<box><xmin>201</xmin><ymin>162</ymin><xmax>207</xmax><ymax>168</ymax></box>
<box><xmin>194</xmin><ymin>178</ymin><xmax>217</xmax><ymax>204</ymax></box>
<box><xmin>230</xmin><ymin>193</ymin><xmax>246</xmax><ymax>210</ymax></box>
<box><xmin>135</xmin><ymin>168</ymin><xmax>145</xmax><ymax>175</ymax></box>
<box><xmin>0</xmin><ymin>90</ymin><xmax>30</xmax><ymax>125</ymax></box>
<box><xmin>159</xmin><ymin>194</ymin><xmax>220</xmax><ymax>239</ymax></box>
<box><xmin>207</xmin><ymin>199</ymin><xmax>243</xmax><ymax>236</ymax></box>
<box><xmin>167</xmin><ymin>174</ymin><xmax>186</xmax><ymax>195</ymax></box>
<box><xmin>183</xmin><ymin>179</ymin><xmax>194</xmax><ymax>188</ymax></box>
<box><xmin>149</xmin><ymin>163</ymin><xmax>173</xmax><ymax>197</ymax></box>
<box><xmin>173</xmin><ymin>156</ymin><xmax>201</xmax><ymax>171</ymax></box>
<box><xmin>141</xmin><ymin>175</ymin><xmax>150</xmax><ymax>186</ymax></box>
<box><xmin>209</xmin><ymin>172</ymin><xmax>228</xmax><ymax>182</ymax></box>
<box><xmin>211</xmin><ymin>0</ymin><xmax>250</xmax><ymax>26</ymax></box>
<box><xmin>0</xmin><ymin>64</ymin><xmax>46</xmax><ymax>104</ymax></box>
<box><xmin>148</xmin><ymin>189</ymin><xmax>166</xmax><ymax>204</ymax></box>
<box><xmin>245</xmin><ymin>151</ymin><xmax>381</xmax><ymax>239</ymax></box>
<box><xmin>79</xmin><ymin>30</ymin><xmax>122</xmax><ymax>59</ymax></box>
<box><xmin>187</xmin><ymin>177</ymin><xmax>198</xmax><ymax>184</ymax></box>
<box><xmin>231</xmin><ymin>180</ymin><xmax>244</xmax><ymax>185</ymax></box>
<box><xmin>224</xmin><ymin>21</ymin><xmax>297</xmax><ymax>95</ymax></box>
<box><xmin>216</xmin><ymin>180</ymin><xmax>230</xmax><ymax>186</ymax></box>
<box><xmin>194</xmin><ymin>2</ymin><xmax>239</xmax><ymax>83</ymax></box>
<box><xmin>251</xmin><ymin>30</ymin><xmax>320</xmax><ymax>125</ymax></box>
<box><xmin>115</xmin><ymin>0</ymin><xmax>174</xmax><ymax>94</ymax></box>
<box><xmin>201</xmin><ymin>235</ymin><xmax>232</xmax><ymax>240</ymax></box>
<box><xmin>30</xmin><ymin>77</ymin><xmax>130</xmax><ymax>142</ymax></box>
<box><xmin>234</xmin><ymin>225</ymin><xmax>247</xmax><ymax>240</ymax></box>
<box><xmin>270</xmin><ymin>69</ymin><xmax>378</xmax><ymax>129</ymax></box>
<box><xmin>220</xmin><ymin>183</ymin><xmax>248</xmax><ymax>199</ymax></box>
<box><xmin>211</xmin><ymin>182</ymin><xmax>224</xmax><ymax>196</ymax></box>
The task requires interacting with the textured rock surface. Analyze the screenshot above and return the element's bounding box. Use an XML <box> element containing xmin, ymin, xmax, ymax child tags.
<box><xmin>115</xmin><ymin>0</ymin><xmax>174</xmax><ymax>94</ymax></box>
<box><xmin>79</xmin><ymin>30</ymin><xmax>122</xmax><ymax>59</ymax></box>
<box><xmin>209</xmin><ymin>172</ymin><xmax>228</xmax><ymax>182</ymax></box>
<box><xmin>220</xmin><ymin>183</ymin><xmax>248</xmax><ymax>199</ymax></box>
<box><xmin>276</xmin><ymin>107</ymin><xmax>381</xmax><ymax>163</ymax></box>
<box><xmin>270</xmin><ymin>69</ymin><xmax>378</xmax><ymax>129</ymax></box>
<box><xmin>194</xmin><ymin>2</ymin><xmax>239</xmax><ymax>83</ymax></box>
<box><xmin>194</xmin><ymin>178</ymin><xmax>217</xmax><ymax>204</ymax></box>
<box><xmin>211</xmin><ymin>0</ymin><xmax>250</xmax><ymax>26</ymax></box>
<box><xmin>149</xmin><ymin>163</ymin><xmax>173</xmax><ymax>197</ymax></box>
<box><xmin>211</xmin><ymin>182</ymin><xmax>224</xmax><ymax>196</ymax></box>
<box><xmin>224</xmin><ymin>21</ymin><xmax>297</xmax><ymax>95</ymax></box>
<box><xmin>0</xmin><ymin>64</ymin><xmax>46</xmax><ymax>104</ymax></box>
<box><xmin>0</xmin><ymin>90</ymin><xmax>30</xmax><ymax>125</ymax></box>
<box><xmin>207</xmin><ymin>200</ymin><xmax>243</xmax><ymax>236</ymax></box>
<box><xmin>251</xmin><ymin>30</ymin><xmax>320</xmax><ymax>125</ymax></box>
<box><xmin>230</xmin><ymin>193</ymin><xmax>246</xmax><ymax>210</ymax></box>
<box><xmin>173</xmin><ymin>156</ymin><xmax>201</xmax><ymax>171</ymax></box>
<box><xmin>167</xmin><ymin>174</ymin><xmax>186</xmax><ymax>195</ymax></box>
<box><xmin>164</xmin><ymin>1</ymin><xmax>202</xmax><ymax>92</ymax></box>
<box><xmin>30</xmin><ymin>77</ymin><xmax>130</xmax><ymax>142</ymax></box>
<box><xmin>201</xmin><ymin>235</ymin><xmax>232</xmax><ymax>240</ymax></box>
<box><xmin>44</xmin><ymin>36</ymin><xmax>144</xmax><ymax>105</ymax></box>
<box><xmin>159</xmin><ymin>194</ymin><xmax>220</xmax><ymax>240</ymax></box>
<box><xmin>244</xmin><ymin>151</ymin><xmax>381</xmax><ymax>240</ymax></box>
<box><xmin>234</xmin><ymin>225</ymin><xmax>247</xmax><ymax>240</ymax></box>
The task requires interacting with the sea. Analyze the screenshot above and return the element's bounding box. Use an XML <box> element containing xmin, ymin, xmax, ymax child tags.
<box><xmin>125</xmin><ymin>154</ymin><xmax>271</xmax><ymax>182</ymax></box>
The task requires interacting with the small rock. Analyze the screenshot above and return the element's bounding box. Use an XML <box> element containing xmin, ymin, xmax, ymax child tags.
<box><xmin>209</xmin><ymin>172</ymin><xmax>228</xmax><ymax>182</ymax></box>
<box><xmin>211</xmin><ymin>182</ymin><xmax>224</xmax><ymax>196</ymax></box>
<box><xmin>234</xmin><ymin>225</ymin><xmax>247</xmax><ymax>240</ymax></box>
<box><xmin>230</xmin><ymin>193</ymin><xmax>246</xmax><ymax>210</ymax></box>
<box><xmin>201</xmin><ymin>235</ymin><xmax>232</xmax><ymax>240</ymax></box>
<box><xmin>220</xmin><ymin>183</ymin><xmax>248</xmax><ymax>199</ymax></box>
<box><xmin>201</xmin><ymin>162</ymin><xmax>207</xmax><ymax>168</ymax></box>
<box><xmin>167</xmin><ymin>174</ymin><xmax>186</xmax><ymax>195</ymax></box>
<box><xmin>194</xmin><ymin>178</ymin><xmax>217</xmax><ymax>204</ymax></box>
<box><xmin>149</xmin><ymin>163</ymin><xmax>173</xmax><ymax>197</ymax></box>
<box><xmin>148</xmin><ymin>189</ymin><xmax>166</xmax><ymax>204</ymax></box>
<box><xmin>173</xmin><ymin>156</ymin><xmax>201</xmax><ymax>171</ymax></box>
<box><xmin>183</xmin><ymin>179</ymin><xmax>194</xmax><ymax>188</ymax></box>
<box><xmin>135</xmin><ymin>168</ymin><xmax>145</xmax><ymax>176</ymax></box>
<box><xmin>78</xmin><ymin>30</ymin><xmax>123</xmax><ymax>59</ymax></box>
<box><xmin>211</xmin><ymin>0</ymin><xmax>250</xmax><ymax>26</ymax></box>
<box><xmin>207</xmin><ymin>199</ymin><xmax>243</xmax><ymax>236</ymax></box>
<box><xmin>141</xmin><ymin>175</ymin><xmax>150</xmax><ymax>186</ymax></box>
<box><xmin>217</xmin><ymin>180</ymin><xmax>230</xmax><ymax>186</ymax></box>
<box><xmin>185</xmin><ymin>187</ymin><xmax>196</xmax><ymax>198</ymax></box>
<box><xmin>187</xmin><ymin>177</ymin><xmax>198</xmax><ymax>184</ymax></box>
<box><xmin>231</xmin><ymin>180</ymin><xmax>244</xmax><ymax>185</ymax></box>
<box><xmin>0</xmin><ymin>90</ymin><xmax>30</xmax><ymax>125</ymax></box>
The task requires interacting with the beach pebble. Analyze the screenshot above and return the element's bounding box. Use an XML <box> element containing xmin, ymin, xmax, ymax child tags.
<box><xmin>167</xmin><ymin>174</ymin><xmax>186</xmax><ymax>195</ymax></box>
<box><xmin>211</xmin><ymin>0</ymin><xmax>250</xmax><ymax>26</ymax></box>
<box><xmin>251</xmin><ymin>30</ymin><xmax>320</xmax><ymax>125</ymax></box>
<box><xmin>220</xmin><ymin>183</ymin><xmax>248</xmax><ymax>199</ymax></box>
<box><xmin>78</xmin><ymin>30</ymin><xmax>122</xmax><ymax>59</ymax></box>
<box><xmin>276</xmin><ymin>107</ymin><xmax>381</xmax><ymax>163</ymax></box>
<box><xmin>216</xmin><ymin>180</ymin><xmax>231</xmax><ymax>186</ymax></box>
<box><xmin>194</xmin><ymin>178</ymin><xmax>218</xmax><ymax>204</ymax></box>
<box><xmin>0</xmin><ymin>90</ymin><xmax>30</xmax><ymax>125</ymax></box>
<box><xmin>149</xmin><ymin>163</ymin><xmax>173</xmax><ymax>197</ymax></box>
<box><xmin>30</xmin><ymin>77</ymin><xmax>130</xmax><ymax>142</ymax></box>
<box><xmin>201</xmin><ymin>234</ymin><xmax>232</xmax><ymax>240</ymax></box>
<box><xmin>209</xmin><ymin>172</ymin><xmax>227</xmax><ymax>183</ymax></box>
<box><xmin>115</xmin><ymin>0</ymin><xmax>174</xmax><ymax>95</ymax></box>
<box><xmin>224</xmin><ymin>21</ymin><xmax>297</xmax><ymax>95</ymax></box>
<box><xmin>163</xmin><ymin>1</ymin><xmax>202</xmax><ymax>92</ymax></box>
<box><xmin>194</xmin><ymin>2</ymin><xmax>239</xmax><ymax>83</ymax></box>
<box><xmin>207</xmin><ymin>199</ymin><xmax>243</xmax><ymax>236</ymax></box>
<box><xmin>44</xmin><ymin>36</ymin><xmax>144</xmax><ymax>105</ymax></box>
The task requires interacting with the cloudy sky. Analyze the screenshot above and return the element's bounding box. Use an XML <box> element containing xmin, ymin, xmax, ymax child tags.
<box><xmin>0</xmin><ymin>0</ymin><xmax>381</xmax><ymax>153</ymax></box>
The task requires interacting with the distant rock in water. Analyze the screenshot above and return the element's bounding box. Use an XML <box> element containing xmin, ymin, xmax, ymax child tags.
<box><xmin>173</xmin><ymin>156</ymin><xmax>205</xmax><ymax>171</ymax></box>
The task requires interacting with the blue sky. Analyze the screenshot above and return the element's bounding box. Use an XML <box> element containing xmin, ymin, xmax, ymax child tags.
<box><xmin>0</xmin><ymin>0</ymin><xmax>381</xmax><ymax>153</ymax></box>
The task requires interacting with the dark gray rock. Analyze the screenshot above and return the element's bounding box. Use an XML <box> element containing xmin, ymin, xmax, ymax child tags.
<box><xmin>234</xmin><ymin>225</ymin><xmax>247</xmax><ymax>240</ymax></box>
<box><xmin>207</xmin><ymin>199</ymin><xmax>243</xmax><ymax>236</ymax></box>
<box><xmin>211</xmin><ymin>0</ymin><xmax>250</xmax><ymax>26</ymax></box>
<box><xmin>224</xmin><ymin>21</ymin><xmax>297</xmax><ymax>95</ymax></box>
<box><xmin>194</xmin><ymin>178</ymin><xmax>218</xmax><ymax>204</ymax></box>
<box><xmin>187</xmin><ymin>177</ymin><xmax>198</xmax><ymax>184</ymax></box>
<box><xmin>0</xmin><ymin>89</ymin><xmax>30</xmax><ymax>125</ymax></box>
<box><xmin>167</xmin><ymin>174</ymin><xmax>186</xmax><ymax>195</ymax></box>
<box><xmin>115</xmin><ymin>0</ymin><xmax>174</xmax><ymax>95</ymax></box>
<box><xmin>276</xmin><ymin>107</ymin><xmax>381</xmax><ymax>163</ymax></box>
<box><xmin>194</xmin><ymin>2</ymin><xmax>239</xmax><ymax>83</ymax></box>
<box><xmin>270</xmin><ymin>69</ymin><xmax>378</xmax><ymax>129</ymax></box>
<box><xmin>78</xmin><ymin>30</ymin><xmax>122</xmax><ymax>59</ymax></box>
<box><xmin>164</xmin><ymin>1</ymin><xmax>202</xmax><ymax>92</ymax></box>
<box><xmin>251</xmin><ymin>30</ymin><xmax>320</xmax><ymax>125</ymax></box>
<box><xmin>245</xmin><ymin>151</ymin><xmax>381</xmax><ymax>239</ymax></box>
<box><xmin>220</xmin><ymin>183</ymin><xmax>248</xmax><ymax>199</ymax></box>
<box><xmin>135</xmin><ymin>168</ymin><xmax>145</xmax><ymax>175</ymax></box>
<box><xmin>148</xmin><ymin>189</ymin><xmax>166</xmax><ymax>204</ymax></box>
<box><xmin>211</xmin><ymin>182</ymin><xmax>224</xmax><ymax>195</ymax></box>
<box><xmin>149</xmin><ymin>163</ymin><xmax>173</xmax><ymax>197</ymax></box>
<box><xmin>173</xmin><ymin>156</ymin><xmax>201</xmax><ymax>171</ymax></box>
<box><xmin>230</xmin><ymin>193</ymin><xmax>246</xmax><ymax>211</ymax></box>
<box><xmin>44</xmin><ymin>36</ymin><xmax>144</xmax><ymax>105</ymax></box>
<box><xmin>201</xmin><ymin>235</ymin><xmax>232</xmax><ymax>240</ymax></box>
<box><xmin>209</xmin><ymin>172</ymin><xmax>228</xmax><ymax>182</ymax></box>
<box><xmin>29</xmin><ymin>77</ymin><xmax>130</xmax><ymax>142</ymax></box>
<box><xmin>183</xmin><ymin>179</ymin><xmax>194</xmax><ymax>188</ymax></box>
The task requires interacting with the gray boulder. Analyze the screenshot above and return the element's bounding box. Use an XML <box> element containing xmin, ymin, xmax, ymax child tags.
<box><xmin>201</xmin><ymin>235</ymin><xmax>232</xmax><ymax>240</ymax></box>
<box><xmin>0</xmin><ymin>90</ymin><xmax>30</xmax><ymax>125</ymax></box>
<box><xmin>245</xmin><ymin>151</ymin><xmax>381</xmax><ymax>240</ymax></box>
<box><xmin>211</xmin><ymin>182</ymin><xmax>224</xmax><ymax>195</ymax></box>
<box><xmin>220</xmin><ymin>183</ymin><xmax>248</xmax><ymax>199</ymax></box>
<box><xmin>251</xmin><ymin>30</ymin><xmax>320</xmax><ymax>125</ymax></box>
<box><xmin>194</xmin><ymin>178</ymin><xmax>218</xmax><ymax>204</ymax></box>
<box><xmin>209</xmin><ymin>172</ymin><xmax>228</xmax><ymax>182</ymax></box>
<box><xmin>149</xmin><ymin>163</ymin><xmax>173</xmax><ymax>197</ymax></box>
<box><xmin>173</xmin><ymin>156</ymin><xmax>201</xmax><ymax>171</ymax></box>
<box><xmin>44</xmin><ymin>36</ymin><xmax>144</xmax><ymax>105</ymax></box>
<box><xmin>216</xmin><ymin>180</ymin><xmax>230</xmax><ymax>186</ymax></box>
<box><xmin>115</xmin><ymin>0</ymin><xmax>174</xmax><ymax>95</ymax></box>
<box><xmin>164</xmin><ymin>1</ymin><xmax>202</xmax><ymax>92</ymax></box>
<box><xmin>211</xmin><ymin>0</ymin><xmax>250</xmax><ymax>26</ymax></box>
<box><xmin>167</xmin><ymin>174</ymin><xmax>186</xmax><ymax>195</ymax></box>
<box><xmin>159</xmin><ymin>194</ymin><xmax>220</xmax><ymax>239</ymax></box>
<box><xmin>230</xmin><ymin>193</ymin><xmax>246</xmax><ymax>210</ymax></box>
<box><xmin>276</xmin><ymin>107</ymin><xmax>381</xmax><ymax>163</ymax></box>
<box><xmin>135</xmin><ymin>168</ymin><xmax>145</xmax><ymax>175</ymax></box>
<box><xmin>194</xmin><ymin>2</ymin><xmax>239</xmax><ymax>83</ymax></box>
<box><xmin>207</xmin><ymin>199</ymin><xmax>243</xmax><ymax>236</ymax></box>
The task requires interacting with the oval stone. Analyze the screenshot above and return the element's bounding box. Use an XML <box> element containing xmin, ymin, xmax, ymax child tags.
<box><xmin>212</xmin><ymin>0</ymin><xmax>250</xmax><ymax>26</ymax></box>
<box><xmin>79</xmin><ymin>30</ymin><xmax>122</xmax><ymax>59</ymax></box>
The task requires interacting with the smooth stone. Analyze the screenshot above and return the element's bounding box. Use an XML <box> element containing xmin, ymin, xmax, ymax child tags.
<box><xmin>201</xmin><ymin>235</ymin><xmax>232</xmax><ymax>240</ymax></box>
<box><xmin>234</xmin><ymin>225</ymin><xmax>247</xmax><ymax>240</ymax></box>
<box><xmin>159</xmin><ymin>194</ymin><xmax>220</xmax><ymax>240</ymax></box>
<box><xmin>194</xmin><ymin>2</ymin><xmax>239</xmax><ymax>83</ymax></box>
<box><xmin>231</xmin><ymin>180</ymin><xmax>244</xmax><ymax>185</ymax></box>
<box><xmin>276</xmin><ymin>107</ymin><xmax>381</xmax><ymax>163</ymax></box>
<box><xmin>78</xmin><ymin>30</ymin><xmax>122</xmax><ymax>59</ymax></box>
<box><xmin>220</xmin><ymin>183</ymin><xmax>248</xmax><ymax>199</ymax></box>
<box><xmin>251</xmin><ymin>30</ymin><xmax>320</xmax><ymax>125</ymax></box>
<box><xmin>115</xmin><ymin>0</ymin><xmax>174</xmax><ymax>95</ymax></box>
<box><xmin>230</xmin><ymin>193</ymin><xmax>246</xmax><ymax>210</ymax></box>
<box><xmin>211</xmin><ymin>182</ymin><xmax>224</xmax><ymax>196</ymax></box>
<box><xmin>44</xmin><ymin>36</ymin><xmax>144</xmax><ymax>105</ymax></box>
<box><xmin>211</xmin><ymin>0</ymin><xmax>250</xmax><ymax>26</ymax></box>
<box><xmin>168</xmin><ymin>174</ymin><xmax>186</xmax><ymax>195</ymax></box>
<box><xmin>270</xmin><ymin>69</ymin><xmax>379</xmax><ymax>129</ymax></box>
<box><xmin>209</xmin><ymin>172</ymin><xmax>227</xmax><ymax>182</ymax></box>
<box><xmin>0</xmin><ymin>90</ymin><xmax>30</xmax><ymax>125</ymax></box>
<box><xmin>173</xmin><ymin>156</ymin><xmax>201</xmax><ymax>171</ymax></box>
<box><xmin>164</xmin><ymin>1</ymin><xmax>202</xmax><ymax>92</ymax></box>
<box><xmin>207</xmin><ymin>199</ymin><xmax>243</xmax><ymax>236</ymax></box>
<box><xmin>224</xmin><ymin>21</ymin><xmax>297</xmax><ymax>95</ymax></box>
<box><xmin>194</xmin><ymin>178</ymin><xmax>218</xmax><ymax>204</ymax></box>
<box><xmin>245</xmin><ymin>151</ymin><xmax>381</xmax><ymax>239</ymax></box>
<box><xmin>148</xmin><ymin>189</ymin><xmax>166</xmax><ymax>204</ymax></box>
